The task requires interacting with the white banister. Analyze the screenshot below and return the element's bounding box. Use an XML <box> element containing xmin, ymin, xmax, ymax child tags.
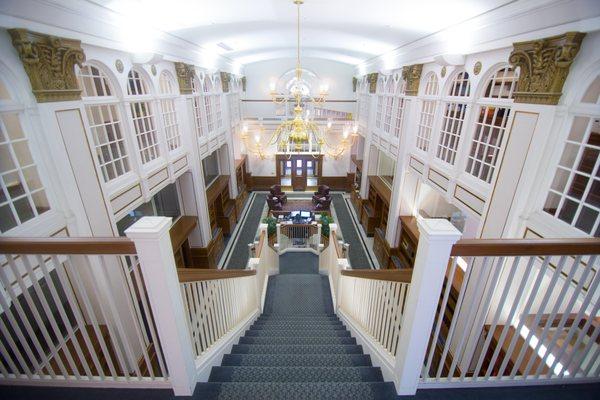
<box><xmin>392</xmin><ymin>218</ymin><xmax>462</xmax><ymax>395</ymax></box>
<box><xmin>125</xmin><ymin>217</ymin><xmax>196</xmax><ymax>396</ymax></box>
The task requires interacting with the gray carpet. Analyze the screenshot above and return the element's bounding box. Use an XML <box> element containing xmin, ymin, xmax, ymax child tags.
<box><xmin>223</xmin><ymin>193</ymin><xmax>266</xmax><ymax>270</ymax></box>
<box><xmin>330</xmin><ymin>193</ymin><xmax>374</xmax><ymax>269</ymax></box>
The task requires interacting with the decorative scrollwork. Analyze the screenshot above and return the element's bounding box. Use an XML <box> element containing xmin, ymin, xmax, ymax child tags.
<box><xmin>509</xmin><ymin>32</ymin><xmax>585</xmax><ymax>105</ymax></box>
<box><xmin>402</xmin><ymin>64</ymin><xmax>423</xmax><ymax>96</ymax></box>
<box><xmin>8</xmin><ymin>29</ymin><xmax>85</xmax><ymax>103</ymax></box>
<box><xmin>174</xmin><ymin>62</ymin><xmax>195</xmax><ymax>94</ymax></box>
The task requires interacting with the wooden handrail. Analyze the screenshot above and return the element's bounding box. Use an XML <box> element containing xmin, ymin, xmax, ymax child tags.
<box><xmin>255</xmin><ymin>231</ymin><xmax>266</xmax><ymax>258</ymax></box>
<box><xmin>177</xmin><ymin>268</ymin><xmax>256</xmax><ymax>283</ymax></box>
<box><xmin>0</xmin><ymin>237</ymin><xmax>137</xmax><ymax>255</ymax></box>
<box><xmin>451</xmin><ymin>238</ymin><xmax>600</xmax><ymax>257</ymax></box>
<box><xmin>341</xmin><ymin>269</ymin><xmax>412</xmax><ymax>283</ymax></box>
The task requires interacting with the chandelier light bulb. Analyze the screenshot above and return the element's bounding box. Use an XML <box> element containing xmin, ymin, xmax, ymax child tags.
<box><xmin>327</xmin><ymin>119</ymin><xmax>333</xmax><ymax>129</ymax></box>
<box><xmin>269</xmin><ymin>80</ymin><xmax>277</xmax><ymax>92</ymax></box>
<box><xmin>352</xmin><ymin>123</ymin><xmax>358</xmax><ymax>134</ymax></box>
<box><xmin>242</xmin><ymin>124</ymin><xmax>249</xmax><ymax>133</ymax></box>
<box><xmin>254</xmin><ymin>133</ymin><xmax>261</xmax><ymax>144</ymax></box>
<box><xmin>342</xmin><ymin>129</ymin><xmax>350</xmax><ymax>139</ymax></box>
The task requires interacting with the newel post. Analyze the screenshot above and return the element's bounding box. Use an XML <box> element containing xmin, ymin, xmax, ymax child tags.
<box><xmin>125</xmin><ymin>217</ymin><xmax>196</xmax><ymax>396</ymax></box>
<box><xmin>393</xmin><ymin>218</ymin><xmax>461</xmax><ymax>395</ymax></box>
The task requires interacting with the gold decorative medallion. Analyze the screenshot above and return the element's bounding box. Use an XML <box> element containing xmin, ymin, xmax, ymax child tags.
<box><xmin>441</xmin><ymin>66</ymin><xmax>447</xmax><ymax>78</ymax></box>
<box><xmin>220</xmin><ymin>71</ymin><xmax>231</xmax><ymax>92</ymax></box>
<box><xmin>151</xmin><ymin>64</ymin><xmax>157</xmax><ymax>76</ymax></box>
<box><xmin>8</xmin><ymin>28</ymin><xmax>85</xmax><ymax>102</ymax></box>
<box><xmin>473</xmin><ymin>61</ymin><xmax>482</xmax><ymax>75</ymax></box>
<box><xmin>115</xmin><ymin>59</ymin><xmax>124</xmax><ymax>73</ymax></box>
<box><xmin>402</xmin><ymin>64</ymin><xmax>423</xmax><ymax>96</ymax></box>
<box><xmin>367</xmin><ymin>72</ymin><xmax>379</xmax><ymax>94</ymax></box>
<box><xmin>509</xmin><ymin>31</ymin><xmax>586</xmax><ymax>105</ymax></box>
<box><xmin>174</xmin><ymin>62</ymin><xmax>195</xmax><ymax>94</ymax></box>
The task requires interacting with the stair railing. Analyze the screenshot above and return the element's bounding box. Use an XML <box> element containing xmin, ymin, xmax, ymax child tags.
<box><xmin>246</xmin><ymin>224</ymin><xmax>278</xmax><ymax>311</ymax></box>
<box><xmin>277</xmin><ymin>223</ymin><xmax>321</xmax><ymax>254</ymax></box>
<box><xmin>421</xmin><ymin>237</ymin><xmax>600</xmax><ymax>387</ymax></box>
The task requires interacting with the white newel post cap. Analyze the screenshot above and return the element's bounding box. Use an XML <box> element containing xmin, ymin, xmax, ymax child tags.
<box><xmin>329</xmin><ymin>223</ymin><xmax>338</xmax><ymax>231</ymax></box>
<box><xmin>416</xmin><ymin>218</ymin><xmax>462</xmax><ymax>243</ymax></box>
<box><xmin>125</xmin><ymin>216</ymin><xmax>172</xmax><ymax>239</ymax></box>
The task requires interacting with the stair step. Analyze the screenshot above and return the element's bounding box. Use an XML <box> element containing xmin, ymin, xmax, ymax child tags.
<box><xmin>195</xmin><ymin>382</ymin><xmax>397</xmax><ymax>400</ymax></box>
<box><xmin>251</xmin><ymin>321</ymin><xmax>344</xmax><ymax>329</ymax></box>
<box><xmin>239</xmin><ymin>336</ymin><xmax>356</xmax><ymax>345</ymax></box>
<box><xmin>222</xmin><ymin>354</ymin><xmax>372</xmax><ymax>367</ymax></box>
<box><xmin>231</xmin><ymin>344</ymin><xmax>363</xmax><ymax>355</ymax></box>
<box><xmin>256</xmin><ymin>315</ymin><xmax>339</xmax><ymax>321</ymax></box>
<box><xmin>209</xmin><ymin>366</ymin><xmax>383</xmax><ymax>383</ymax></box>
<box><xmin>244</xmin><ymin>329</ymin><xmax>351</xmax><ymax>337</ymax></box>
<box><xmin>249</xmin><ymin>324</ymin><xmax>347</xmax><ymax>331</ymax></box>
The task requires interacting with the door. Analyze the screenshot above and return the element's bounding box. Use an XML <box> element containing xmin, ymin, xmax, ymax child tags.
<box><xmin>292</xmin><ymin>157</ymin><xmax>307</xmax><ymax>191</ymax></box>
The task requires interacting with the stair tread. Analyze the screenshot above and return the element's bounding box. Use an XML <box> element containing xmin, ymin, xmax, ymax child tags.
<box><xmin>244</xmin><ymin>329</ymin><xmax>351</xmax><ymax>337</ymax></box>
<box><xmin>239</xmin><ymin>336</ymin><xmax>356</xmax><ymax>345</ymax></box>
<box><xmin>222</xmin><ymin>354</ymin><xmax>372</xmax><ymax>367</ymax></box>
<box><xmin>231</xmin><ymin>344</ymin><xmax>363</xmax><ymax>354</ymax></box>
<box><xmin>195</xmin><ymin>382</ymin><xmax>397</xmax><ymax>400</ymax></box>
<box><xmin>209</xmin><ymin>366</ymin><xmax>383</xmax><ymax>382</ymax></box>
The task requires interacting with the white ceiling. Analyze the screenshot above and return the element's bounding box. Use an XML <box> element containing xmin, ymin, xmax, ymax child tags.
<box><xmin>90</xmin><ymin>0</ymin><xmax>515</xmax><ymax>65</ymax></box>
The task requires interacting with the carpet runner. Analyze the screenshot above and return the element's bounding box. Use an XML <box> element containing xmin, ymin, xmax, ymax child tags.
<box><xmin>196</xmin><ymin>253</ymin><xmax>396</xmax><ymax>399</ymax></box>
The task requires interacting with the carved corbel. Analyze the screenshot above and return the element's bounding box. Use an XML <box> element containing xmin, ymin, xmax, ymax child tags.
<box><xmin>220</xmin><ymin>71</ymin><xmax>231</xmax><ymax>93</ymax></box>
<box><xmin>8</xmin><ymin>29</ymin><xmax>85</xmax><ymax>103</ymax></box>
<box><xmin>241</xmin><ymin>76</ymin><xmax>247</xmax><ymax>92</ymax></box>
<box><xmin>367</xmin><ymin>73</ymin><xmax>379</xmax><ymax>94</ymax></box>
<box><xmin>352</xmin><ymin>77</ymin><xmax>358</xmax><ymax>93</ymax></box>
<box><xmin>509</xmin><ymin>32</ymin><xmax>586</xmax><ymax>105</ymax></box>
<box><xmin>401</xmin><ymin>64</ymin><xmax>423</xmax><ymax>96</ymax></box>
<box><xmin>174</xmin><ymin>62</ymin><xmax>196</xmax><ymax>94</ymax></box>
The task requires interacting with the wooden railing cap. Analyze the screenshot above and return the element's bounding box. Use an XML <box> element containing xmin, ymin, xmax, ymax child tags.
<box><xmin>177</xmin><ymin>268</ymin><xmax>257</xmax><ymax>283</ymax></box>
<box><xmin>341</xmin><ymin>268</ymin><xmax>413</xmax><ymax>283</ymax></box>
<box><xmin>0</xmin><ymin>237</ymin><xmax>137</xmax><ymax>255</ymax></box>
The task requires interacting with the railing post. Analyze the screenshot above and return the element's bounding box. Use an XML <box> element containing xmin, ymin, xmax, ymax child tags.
<box><xmin>276</xmin><ymin>223</ymin><xmax>281</xmax><ymax>249</ymax></box>
<box><xmin>125</xmin><ymin>217</ymin><xmax>196</xmax><ymax>396</ymax></box>
<box><xmin>393</xmin><ymin>218</ymin><xmax>461</xmax><ymax>395</ymax></box>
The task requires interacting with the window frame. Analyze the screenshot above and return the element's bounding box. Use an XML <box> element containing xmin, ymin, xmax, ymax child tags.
<box><xmin>158</xmin><ymin>70</ymin><xmax>183</xmax><ymax>153</ymax></box>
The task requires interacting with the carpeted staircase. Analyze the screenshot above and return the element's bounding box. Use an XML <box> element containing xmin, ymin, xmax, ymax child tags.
<box><xmin>196</xmin><ymin>253</ymin><xmax>396</xmax><ymax>399</ymax></box>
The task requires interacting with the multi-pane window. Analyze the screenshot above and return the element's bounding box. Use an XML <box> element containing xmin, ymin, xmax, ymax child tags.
<box><xmin>0</xmin><ymin>101</ymin><xmax>49</xmax><ymax>232</ymax></box>
<box><xmin>393</xmin><ymin>80</ymin><xmax>407</xmax><ymax>138</ymax></box>
<box><xmin>416</xmin><ymin>100</ymin><xmax>436</xmax><ymax>151</ymax></box>
<box><xmin>436</xmin><ymin>71</ymin><xmax>471</xmax><ymax>165</ymax></box>
<box><xmin>465</xmin><ymin>106</ymin><xmax>510</xmax><ymax>182</ymax></box>
<box><xmin>416</xmin><ymin>72</ymin><xmax>439</xmax><ymax>152</ymax></box>
<box><xmin>214</xmin><ymin>93</ymin><xmax>223</xmax><ymax>129</ymax></box>
<box><xmin>437</xmin><ymin>102</ymin><xmax>468</xmax><ymax>164</ymax></box>
<box><xmin>383</xmin><ymin>79</ymin><xmax>395</xmax><ymax>134</ymax></box>
<box><xmin>544</xmin><ymin>116</ymin><xmax>600</xmax><ymax>236</ymax></box>
<box><xmin>375</xmin><ymin>95</ymin><xmax>384</xmax><ymax>129</ymax></box>
<box><xmin>127</xmin><ymin>69</ymin><xmax>160</xmax><ymax>164</ymax></box>
<box><xmin>159</xmin><ymin>71</ymin><xmax>182</xmax><ymax>151</ymax></box>
<box><xmin>78</xmin><ymin>64</ymin><xmax>131</xmax><ymax>182</ymax></box>
<box><xmin>192</xmin><ymin>76</ymin><xmax>205</xmax><ymax>137</ymax></box>
<box><xmin>203</xmin><ymin>76</ymin><xmax>214</xmax><ymax>133</ymax></box>
<box><xmin>465</xmin><ymin>66</ymin><xmax>518</xmax><ymax>183</ymax></box>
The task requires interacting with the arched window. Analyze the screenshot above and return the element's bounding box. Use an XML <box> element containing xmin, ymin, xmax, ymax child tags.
<box><xmin>78</xmin><ymin>63</ymin><xmax>131</xmax><ymax>182</ymax></box>
<box><xmin>465</xmin><ymin>66</ymin><xmax>518</xmax><ymax>183</ymax></box>
<box><xmin>543</xmin><ymin>73</ymin><xmax>600</xmax><ymax>236</ymax></box>
<box><xmin>127</xmin><ymin>68</ymin><xmax>160</xmax><ymax>164</ymax></box>
<box><xmin>392</xmin><ymin>78</ymin><xmax>407</xmax><ymax>138</ymax></box>
<box><xmin>203</xmin><ymin>76</ymin><xmax>214</xmax><ymax>133</ymax></box>
<box><xmin>158</xmin><ymin>71</ymin><xmax>182</xmax><ymax>151</ymax></box>
<box><xmin>382</xmin><ymin>77</ymin><xmax>395</xmax><ymax>134</ymax></box>
<box><xmin>416</xmin><ymin>72</ymin><xmax>439</xmax><ymax>152</ymax></box>
<box><xmin>191</xmin><ymin>76</ymin><xmax>205</xmax><ymax>137</ymax></box>
<box><xmin>0</xmin><ymin>78</ymin><xmax>50</xmax><ymax>232</ymax></box>
<box><xmin>436</xmin><ymin>70</ymin><xmax>471</xmax><ymax>165</ymax></box>
<box><xmin>375</xmin><ymin>76</ymin><xmax>386</xmax><ymax>130</ymax></box>
<box><xmin>213</xmin><ymin>74</ymin><xmax>223</xmax><ymax>130</ymax></box>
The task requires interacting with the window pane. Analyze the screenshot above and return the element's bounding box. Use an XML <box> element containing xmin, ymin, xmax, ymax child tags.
<box><xmin>575</xmin><ymin>206</ymin><xmax>598</xmax><ymax>233</ymax></box>
<box><xmin>0</xmin><ymin>204</ymin><xmax>17</xmax><ymax>232</ymax></box>
<box><xmin>558</xmin><ymin>198</ymin><xmax>578</xmax><ymax>224</ymax></box>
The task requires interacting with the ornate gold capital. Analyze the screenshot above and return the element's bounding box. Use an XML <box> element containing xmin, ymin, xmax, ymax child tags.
<box><xmin>220</xmin><ymin>71</ymin><xmax>231</xmax><ymax>93</ymax></box>
<box><xmin>174</xmin><ymin>62</ymin><xmax>195</xmax><ymax>94</ymax></box>
<box><xmin>352</xmin><ymin>77</ymin><xmax>358</xmax><ymax>92</ymax></box>
<box><xmin>402</xmin><ymin>64</ymin><xmax>423</xmax><ymax>96</ymax></box>
<box><xmin>8</xmin><ymin>29</ymin><xmax>85</xmax><ymax>103</ymax></box>
<box><xmin>509</xmin><ymin>32</ymin><xmax>586</xmax><ymax>105</ymax></box>
<box><xmin>367</xmin><ymin>72</ymin><xmax>379</xmax><ymax>94</ymax></box>
<box><xmin>241</xmin><ymin>76</ymin><xmax>247</xmax><ymax>92</ymax></box>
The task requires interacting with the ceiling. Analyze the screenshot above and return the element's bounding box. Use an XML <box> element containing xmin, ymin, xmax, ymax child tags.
<box><xmin>90</xmin><ymin>0</ymin><xmax>515</xmax><ymax>65</ymax></box>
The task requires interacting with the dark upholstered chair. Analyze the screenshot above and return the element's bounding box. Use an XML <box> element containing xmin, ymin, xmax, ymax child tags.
<box><xmin>267</xmin><ymin>197</ymin><xmax>283</xmax><ymax>211</ymax></box>
<box><xmin>312</xmin><ymin>193</ymin><xmax>331</xmax><ymax>205</ymax></box>
<box><xmin>314</xmin><ymin>196</ymin><xmax>332</xmax><ymax>211</ymax></box>
<box><xmin>269</xmin><ymin>185</ymin><xmax>287</xmax><ymax>204</ymax></box>
<box><xmin>314</xmin><ymin>185</ymin><xmax>330</xmax><ymax>196</ymax></box>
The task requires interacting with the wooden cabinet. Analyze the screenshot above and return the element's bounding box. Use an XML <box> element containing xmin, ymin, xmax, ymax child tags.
<box><xmin>398</xmin><ymin>216</ymin><xmax>420</xmax><ymax>268</ymax></box>
<box><xmin>360</xmin><ymin>176</ymin><xmax>390</xmax><ymax>237</ymax></box>
<box><xmin>373</xmin><ymin>227</ymin><xmax>393</xmax><ymax>269</ymax></box>
<box><xmin>206</xmin><ymin>175</ymin><xmax>238</xmax><ymax>237</ymax></box>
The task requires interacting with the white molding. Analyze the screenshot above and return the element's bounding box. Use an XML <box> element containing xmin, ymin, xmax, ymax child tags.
<box><xmin>194</xmin><ymin>310</ymin><xmax>259</xmax><ymax>382</ymax></box>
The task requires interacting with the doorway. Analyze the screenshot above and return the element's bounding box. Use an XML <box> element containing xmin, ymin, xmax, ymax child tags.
<box><xmin>277</xmin><ymin>154</ymin><xmax>323</xmax><ymax>191</ymax></box>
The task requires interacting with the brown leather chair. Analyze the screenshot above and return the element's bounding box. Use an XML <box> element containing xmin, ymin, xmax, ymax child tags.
<box><xmin>314</xmin><ymin>185</ymin><xmax>330</xmax><ymax>196</ymax></box>
<box><xmin>269</xmin><ymin>185</ymin><xmax>287</xmax><ymax>204</ymax></box>
<box><xmin>267</xmin><ymin>197</ymin><xmax>283</xmax><ymax>211</ymax></box>
<box><xmin>314</xmin><ymin>196</ymin><xmax>332</xmax><ymax>211</ymax></box>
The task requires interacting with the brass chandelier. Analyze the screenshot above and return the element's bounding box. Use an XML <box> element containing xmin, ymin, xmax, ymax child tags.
<box><xmin>242</xmin><ymin>0</ymin><xmax>358</xmax><ymax>160</ymax></box>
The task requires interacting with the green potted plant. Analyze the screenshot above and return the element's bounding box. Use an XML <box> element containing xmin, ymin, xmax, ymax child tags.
<box><xmin>320</xmin><ymin>215</ymin><xmax>334</xmax><ymax>238</ymax></box>
<box><xmin>262</xmin><ymin>216</ymin><xmax>277</xmax><ymax>237</ymax></box>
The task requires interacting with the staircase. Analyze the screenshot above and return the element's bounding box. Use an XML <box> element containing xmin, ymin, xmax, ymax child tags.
<box><xmin>197</xmin><ymin>254</ymin><xmax>396</xmax><ymax>399</ymax></box>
